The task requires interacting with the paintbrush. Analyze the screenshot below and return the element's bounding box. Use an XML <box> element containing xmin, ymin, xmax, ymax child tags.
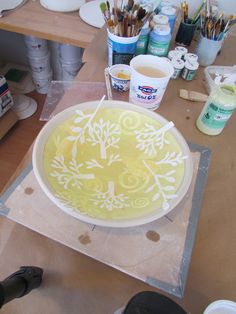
<box><xmin>191</xmin><ymin>1</ymin><xmax>205</xmax><ymax>24</ymax></box>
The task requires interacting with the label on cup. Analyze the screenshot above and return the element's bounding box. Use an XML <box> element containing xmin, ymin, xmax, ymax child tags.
<box><xmin>129</xmin><ymin>77</ymin><xmax>166</xmax><ymax>110</ymax></box>
<box><xmin>129</xmin><ymin>55</ymin><xmax>174</xmax><ymax>110</ymax></box>
<box><xmin>107</xmin><ymin>31</ymin><xmax>139</xmax><ymax>66</ymax></box>
<box><xmin>108</xmin><ymin>40</ymin><xmax>136</xmax><ymax>66</ymax></box>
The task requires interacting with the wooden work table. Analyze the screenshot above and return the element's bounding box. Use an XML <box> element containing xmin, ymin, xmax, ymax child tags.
<box><xmin>0</xmin><ymin>25</ymin><xmax>236</xmax><ymax>313</ymax></box>
<box><xmin>0</xmin><ymin>0</ymin><xmax>98</xmax><ymax>48</ymax></box>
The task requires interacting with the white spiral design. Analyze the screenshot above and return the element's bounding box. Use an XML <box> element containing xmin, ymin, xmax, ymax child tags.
<box><xmin>118</xmin><ymin>111</ymin><xmax>141</xmax><ymax>134</ymax></box>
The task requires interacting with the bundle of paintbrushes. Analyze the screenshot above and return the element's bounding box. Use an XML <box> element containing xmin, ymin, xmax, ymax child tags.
<box><xmin>200</xmin><ymin>0</ymin><xmax>236</xmax><ymax>41</ymax></box>
<box><xmin>100</xmin><ymin>0</ymin><xmax>153</xmax><ymax>37</ymax></box>
<box><xmin>180</xmin><ymin>0</ymin><xmax>205</xmax><ymax>24</ymax></box>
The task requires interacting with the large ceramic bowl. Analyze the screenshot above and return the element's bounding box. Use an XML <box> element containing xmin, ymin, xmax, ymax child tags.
<box><xmin>33</xmin><ymin>100</ymin><xmax>193</xmax><ymax>227</ymax></box>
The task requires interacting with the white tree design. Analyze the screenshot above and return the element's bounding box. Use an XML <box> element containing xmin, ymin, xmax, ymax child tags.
<box><xmin>143</xmin><ymin>160</ymin><xmax>178</xmax><ymax>211</ymax></box>
<box><xmin>92</xmin><ymin>181</ymin><xmax>129</xmax><ymax>211</ymax></box>
<box><xmin>86</xmin><ymin>159</ymin><xmax>104</xmax><ymax>169</ymax></box>
<box><xmin>155</xmin><ymin>152</ymin><xmax>188</xmax><ymax>167</ymax></box>
<box><xmin>50</xmin><ymin>155</ymin><xmax>95</xmax><ymax>189</ymax></box>
<box><xmin>87</xmin><ymin>118</ymin><xmax>121</xmax><ymax>160</ymax></box>
<box><xmin>135</xmin><ymin>123</ymin><xmax>174</xmax><ymax>156</ymax></box>
<box><xmin>66</xmin><ymin>109</ymin><xmax>93</xmax><ymax>158</ymax></box>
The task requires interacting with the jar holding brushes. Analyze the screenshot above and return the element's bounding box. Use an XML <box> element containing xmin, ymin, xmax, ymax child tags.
<box><xmin>100</xmin><ymin>0</ymin><xmax>153</xmax><ymax>66</ymax></box>
<box><xmin>195</xmin><ymin>1</ymin><xmax>236</xmax><ymax>66</ymax></box>
<box><xmin>175</xmin><ymin>0</ymin><xmax>203</xmax><ymax>46</ymax></box>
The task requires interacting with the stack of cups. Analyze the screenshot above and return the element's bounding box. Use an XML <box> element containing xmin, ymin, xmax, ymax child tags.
<box><xmin>24</xmin><ymin>35</ymin><xmax>52</xmax><ymax>94</ymax></box>
<box><xmin>59</xmin><ymin>44</ymin><xmax>83</xmax><ymax>81</ymax></box>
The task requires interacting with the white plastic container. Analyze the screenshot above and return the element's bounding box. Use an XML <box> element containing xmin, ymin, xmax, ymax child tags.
<box><xmin>59</xmin><ymin>44</ymin><xmax>83</xmax><ymax>63</ymax></box>
<box><xmin>61</xmin><ymin>60</ymin><xmax>82</xmax><ymax>81</ymax></box>
<box><xmin>28</xmin><ymin>52</ymin><xmax>51</xmax><ymax>76</ymax></box>
<box><xmin>24</xmin><ymin>35</ymin><xmax>48</xmax><ymax>57</ymax></box>
<box><xmin>195</xmin><ymin>33</ymin><xmax>223</xmax><ymax>66</ymax></box>
<box><xmin>32</xmin><ymin>71</ymin><xmax>52</xmax><ymax>94</ymax></box>
<box><xmin>175</xmin><ymin>46</ymin><xmax>188</xmax><ymax>58</ymax></box>
<box><xmin>204</xmin><ymin>65</ymin><xmax>236</xmax><ymax>94</ymax></box>
<box><xmin>168</xmin><ymin>50</ymin><xmax>182</xmax><ymax>60</ymax></box>
<box><xmin>182</xmin><ymin>60</ymin><xmax>199</xmax><ymax>81</ymax></box>
<box><xmin>204</xmin><ymin>300</ymin><xmax>236</xmax><ymax>314</ymax></box>
<box><xmin>49</xmin><ymin>41</ymin><xmax>63</xmax><ymax>80</ymax></box>
<box><xmin>108</xmin><ymin>64</ymin><xmax>131</xmax><ymax>92</ymax></box>
<box><xmin>171</xmin><ymin>58</ymin><xmax>185</xmax><ymax>79</ymax></box>
<box><xmin>184</xmin><ymin>53</ymin><xmax>198</xmax><ymax>63</ymax></box>
<box><xmin>129</xmin><ymin>54</ymin><xmax>174</xmax><ymax>110</ymax></box>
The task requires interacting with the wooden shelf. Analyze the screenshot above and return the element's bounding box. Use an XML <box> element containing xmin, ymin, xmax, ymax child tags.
<box><xmin>0</xmin><ymin>0</ymin><xmax>98</xmax><ymax>48</ymax></box>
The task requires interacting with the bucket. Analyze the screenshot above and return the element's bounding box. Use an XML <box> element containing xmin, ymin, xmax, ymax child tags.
<box><xmin>60</xmin><ymin>59</ymin><xmax>82</xmax><ymax>80</ymax></box>
<box><xmin>59</xmin><ymin>44</ymin><xmax>83</xmax><ymax>63</ymax></box>
<box><xmin>129</xmin><ymin>54</ymin><xmax>174</xmax><ymax>110</ymax></box>
<box><xmin>24</xmin><ymin>35</ymin><xmax>48</xmax><ymax>57</ymax></box>
<box><xmin>28</xmin><ymin>52</ymin><xmax>51</xmax><ymax>76</ymax></box>
<box><xmin>32</xmin><ymin>71</ymin><xmax>52</xmax><ymax>94</ymax></box>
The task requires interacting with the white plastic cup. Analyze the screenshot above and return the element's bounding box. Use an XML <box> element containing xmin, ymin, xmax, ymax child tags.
<box><xmin>107</xmin><ymin>30</ymin><xmax>140</xmax><ymax>66</ymax></box>
<box><xmin>108</xmin><ymin>64</ymin><xmax>131</xmax><ymax>92</ymax></box>
<box><xmin>195</xmin><ymin>33</ymin><xmax>223</xmax><ymax>66</ymax></box>
<box><xmin>28</xmin><ymin>52</ymin><xmax>51</xmax><ymax>76</ymax></box>
<box><xmin>204</xmin><ymin>300</ymin><xmax>236</xmax><ymax>314</ymax></box>
<box><xmin>59</xmin><ymin>43</ymin><xmax>83</xmax><ymax>62</ymax></box>
<box><xmin>129</xmin><ymin>54</ymin><xmax>174</xmax><ymax>110</ymax></box>
<box><xmin>24</xmin><ymin>35</ymin><xmax>48</xmax><ymax>57</ymax></box>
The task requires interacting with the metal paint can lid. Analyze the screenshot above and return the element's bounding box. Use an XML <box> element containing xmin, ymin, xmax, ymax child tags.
<box><xmin>171</xmin><ymin>58</ymin><xmax>185</xmax><ymax>70</ymax></box>
<box><xmin>175</xmin><ymin>46</ymin><xmax>188</xmax><ymax>57</ymax></box>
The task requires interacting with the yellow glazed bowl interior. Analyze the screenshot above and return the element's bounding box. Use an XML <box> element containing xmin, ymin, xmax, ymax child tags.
<box><xmin>33</xmin><ymin>100</ymin><xmax>193</xmax><ymax>227</ymax></box>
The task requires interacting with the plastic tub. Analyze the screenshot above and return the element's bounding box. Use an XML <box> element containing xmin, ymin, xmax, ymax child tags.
<box><xmin>61</xmin><ymin>60</ymin><xmax>82</xmax><ymax>80</ymax></box>
<box><xmin>28</xmin><ymin>52</ymin><xmax>51</xmax><ymax>76</ymax></box>
<box><xmin>59</xmin><ymin>44</ymin><xmax>83</xmax><ymax>63</ymax></box>
<box><xmin>32</xmin><ymin>71</ymin><xmax>53</xmax><ymax>94</ymax></box>
<box><xmin>204</xmin><ymin>65</ymin><xmax>236</xmax><ymax>94</ymax></box>
<box><xmin>24</xmin><ymin>35</ymin><xmax>48</xmax><ymax>57</ymax></box>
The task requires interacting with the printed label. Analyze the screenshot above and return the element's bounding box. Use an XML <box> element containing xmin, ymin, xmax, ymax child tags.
<box><xmin>108</xmin><ymin>38</ymin><xmax>136</xmax><ymax>66</ymax></box>
<box><xmin>201</xmin><ymin>102</ymin><xmax>235</xmax><ymax>129</ymax></box>
<box><xmin>147</xmin><ymin>40</ymin><xmax>169</xmax><ymax>57</ymax></box>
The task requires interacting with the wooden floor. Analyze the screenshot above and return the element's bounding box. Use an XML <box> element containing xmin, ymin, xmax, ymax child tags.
<box><xmin>0</xmin><ymin>92</ymin><xmax>46</xmax><ymax>192</ymax></box>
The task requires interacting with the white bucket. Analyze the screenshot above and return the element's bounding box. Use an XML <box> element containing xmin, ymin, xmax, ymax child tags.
<box><xmin>61</xmin><ymin>60</ymin><xmax>82</xmax><ymax>80</ymax></box>
<box><xmin>59</xmin><ymin>43</ymin><xmax>83</xmax><ymax>63</ymax></box>
<box><xmin>24</xmin><ymin>35</ymin><xmax>48</xmax><ymax>57</ymax></box>
<box><xmin>129</xmin><ymin>54</ymin><xmax>174</xmax><ymax>110</ymax></box>
<box><xmin>32</xmin><ymin>71</ymin><xmax>52</xmax><ymax>94</ymax></box>
<box><xmin>28</xmin><ymin>52</ymin><xmax>51</xmax><ymax>76</ymax></box>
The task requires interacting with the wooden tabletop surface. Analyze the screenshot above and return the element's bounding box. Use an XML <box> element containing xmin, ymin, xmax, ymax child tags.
<box><xmin>0</xmin><ymin>0</ymin><xmax>98</xmax><ymax>48</ymax></box>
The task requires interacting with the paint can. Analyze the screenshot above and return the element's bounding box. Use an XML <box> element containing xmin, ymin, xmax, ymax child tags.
<box><xmin>182</xmin><ymin>60</ymin><xmax>199</xmax><ymax>81</ymax></box>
